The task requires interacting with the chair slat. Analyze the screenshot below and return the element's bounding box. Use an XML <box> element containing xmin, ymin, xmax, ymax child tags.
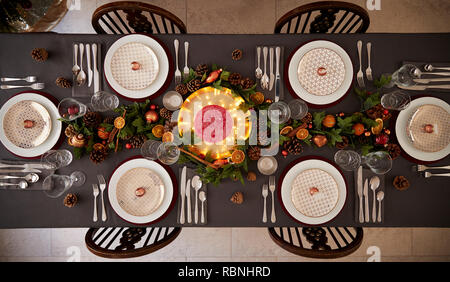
<box><xmin>294</xmin><ymin>227</ymin><xmax>303</xmax><ymax>248</ymax></box>
<box><xmin>104</xmin><ymin>228</ymin><xmax>124</xmax><ymax>249</ymax></box>
<box><xmin>338</xmin><ymin>13</ymin><xmax>356</xmax><ymax>33</ymax></box>
<box><xmin>346</xmin><ymin>17</ymin><xmax>362</xmax><ymax>33</ymax></box>
<box><xmin>99</xmin><ymin>16</ymin><xmax>118</xmax><ymax>34</ymax></box>
<box><xmin>331</xmin><ymin>10</ymin><xmax>349</xmax><ymax>33</ymax></box>
<box><xmin>287</xmin><ymin>228</ymin><xmax>293</xmax><ymax>245</ymax></box>
<box><xmin>301</xmin><ymin>11</ymin><xmax>311</xmax><ymax>33</ymax></box>
<box><xmin>343</xmin><ymin>227</ymin><xmax>355</xmax><ymax>240</ymax></box>
<box><xmin>326</xmin><ymin>227</ymin><xmax>341</xmax><ymax>249</ymax></box>
<box><xmin>143</xmin><ymin>227</ymin><xmax>156</xmax><ymax>246</ymax></box>
<box><xmin>334</xmin><ymin>227</ymin><xmax>349</xmax><ymax>246</ymax></box>
<box><xmin>161</xmin><ymin>16</ymin><xmax>169</xmax><ymax>33</ymax></box>
<box><xmin>114</xmin><ymin>10</ymin><xmax>132</xmax><ymax>33</ymax></box>
<box><xmin>286</xmin><ymin>19</ymin><xmax>291</xmax><ymax>34</ymax></box>
<box><xmin>293</xmin><ymin>15</ymin><xmax>301</xmax><ymax>33</ymax></box>
<box><xmin>93</xmin><ymin>227</ymin><xmax>108</xmax><ymax>242</ymax></box>
<box><xmin>149</xmin><ymin>12</ymin><xmax>161</xmax><ymax>34</ymax></box>
<box><xmin>105</xmin><ymin>12</ymin><xmax>125</xmax><ymax>34</ymax></box>
<box><xmin>154</xmin><ymin>227</ymin><xmax>163</xmax><ymax>242</ymax></box>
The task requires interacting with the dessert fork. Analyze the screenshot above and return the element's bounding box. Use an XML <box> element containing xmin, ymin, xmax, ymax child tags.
<box><xmin>92</xmin><ymin>184</ymin><xmax>99</xmax><ymax>222</ymax></box>
<box><xmin>413</xmin><ymin>164</ymin><xmax>450</xmax><ymax>172</ymax></box>
<box><xmin>262</xmin><ymin>184</ymin><xmax>268</xmax><ymax>223</ymax></box>
<box><xmin>1</xmin><ymin>76</ymin><xmax>37</xmax><ymax>82</ymax></box>
<box><xmin>174</xmin><ymin>39</ymin><xmax>181</xmax><ymax>84</ymax></box>
<box><xmin>183</xmin><ymin>41</ymin><xmax>189</xmax><ymax>80</ymax></box>
<box><xmin>356</xmin><ymin>40</ymin><xmax>365</xmax><ymax>88</ymax></box>
<box><xmin>97</xmin><ymin>174</ymin><xmax>107</xmax><ymax>222</ymax></box>
<box><xmin>269</xmin><ymin>176</ymin><xmax>276</xmax><ymax>223</ymax></box>
<box><xmin>1</xmin><ymin>83</ymin><xmax>44</xmax><ymax>90</ymax></box>
<box><xmin>365</xmin><ymin>42</ymin><xmax>373</xmax><ymax>81</ymax></box>
<box><xmin>255</xmin><ymin>47</ymin><xmax>262</xmax><ymax>79</ymax></box>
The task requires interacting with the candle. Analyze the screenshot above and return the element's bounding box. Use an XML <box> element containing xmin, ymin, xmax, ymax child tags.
<box><xmin>163</xmin><ymin>91</ymin><xmax>183</xmax><ymax>111</ymax></box>
<box><xmin>257</xmin><ymin>156</ymin><xmax>278</xmax><ymax>175</ymax></box>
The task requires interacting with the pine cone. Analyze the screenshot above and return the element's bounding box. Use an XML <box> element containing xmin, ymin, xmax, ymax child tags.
<box><xmin>335</xmin><ymin>136</ymin><xmax>349</xmax><ymax>149</ymax></box>
<box><xmin>187</xmin><ymin>79</ymin><xmax>201</xmax><ymax>92</ymax></box>
<box><xmin>386</xmin><ymin>143</ymin><xmax>401</xmax><ymax>160</ymax></box>
<box><xmin>247</xmin><ymin>146</ymin><xmax>261</xmax><ymax>161</ymax></box>
<box><xmin>103</xmin><ymin>117</ymin><xmax>115</xmax><ymax>125</ymax></box>
<box><xmin>366</xmin><ymin>104</ymin><xmax>391</xmax><ymax>121</ymax></box>
<box><xmin>160</xmin><ymin>108</ymin><xmax>173</xmax><ymax>121</ymax></box>
<box><xmin>240</xmin><ymin>77</ymin><xmax>254</xmax><ymax>90</ymax></box>
<box><xmin>90</xmin><ymin>149</ymin><xmax>108</xmax><ymax>164</ymax></box>
<box><xmin>175</xmin><ymin>83</ymin><xmax>188</xmax><ymax>95</ymax></box>
<box><xmin>393</xmin><ymin>175</ymin><xmax>409</xmax><ymax>191</ymax></box>
<box><xmin>228</xmin><ymin>72</ymin><xmax>242</xmax><ymax>86</ymax></box>
<box><xmin>55</xmin><ymin>77</ymin><xmax>72</xmax><ymax>88</ymax></box>
<box><xmin>64</xmin><ymin>124</ymin><xmax>78</xmax><ymax>138</ymax></box>
<box><xmin>246</xmin><ymin>171</ymin><xmax>256</xmax><ymax>181</ymax></box>
<box><xmin>195</xmin><ymin>64</ymin><xmax>208</xmax><ymax>77</ymax></box>
<box><xmin>83</xmin><ymin>112</ymin><xmax>102</xmax><ymax>128</ymax></box>
<box><xmin>31</xmin><ymin>48</ymin><xmax>48</xmax><ymax>62</ymax></box>
<box><xmin>63</xmin><ymin>193</ymin><xmax>77</xmax><ymax>208</ymax></box>
<box><xmin>301</xmin><ymin>112</ymin><xmax>313</xmax><ymax>124</ymax></box>
<box><xmin>163</xmin><ymin>120</ymin><xmax>177</xmax><ymax>133</ymax></box>
<box><xmin>230</xmin><ymin>191</ymin><xmax>244</xmax><ymax>204</ymax></box>
<box><xmin>128</xmin><ymin>134</ymin><xmax>147</xmax><ymax>149</ymax></box>
<box><xmin>283</xmin><ymin>138</ymin><xmax>303</xmax><ymax>155</ymax></box>
<box><xmin>231</xmin><ymin>49</ymin><xmax>243</xmax><ymax>61</ymax></box>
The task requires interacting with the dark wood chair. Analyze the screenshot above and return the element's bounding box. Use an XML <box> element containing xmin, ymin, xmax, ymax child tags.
<box><xmin>92</xmin><ymin>1</ymin><xmax>186</xmax><ymax>34</ymax></box>
<box><xmin>85</xmin><ymin>227</ymin><xmax>181</xmax><ymax>259</ymax></box>
<box><xmin>268</xmin><ymin>227</ymin><xmax>363</xmax><ymax>259</ymax></box>
<box><xmin>275</xmin><ymin>1</ymin><xmax>369</xmax><ymax>34</ymax></box>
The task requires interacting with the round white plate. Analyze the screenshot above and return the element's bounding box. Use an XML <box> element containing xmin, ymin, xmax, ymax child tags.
<box><xmin>281</xmin><ymin>159</ymin><xmax>346</xmax><ymax>225</ymax></box>
<box><xmin>287</xmin><ymin>40</ymin><xmax>353</xmax><ymax>106</ymax></box>
<box><xmin>104</xmin><ymin>34</ymin><xmax>169</xmax><ymax>100</ymax></box>
<box><xmin>0</xmin><ymin>93</ymin><xmax>62</xmax><ymax>158</ymax></box>
<box><xmin>396</xmin><ymin>97</ymin><xmax>450</xmax><ymax>162</ymax></box>
<box><xmin>108</xmin><ymin>158</ymin><xmax>174</xmax><ymax>224</ymax></box>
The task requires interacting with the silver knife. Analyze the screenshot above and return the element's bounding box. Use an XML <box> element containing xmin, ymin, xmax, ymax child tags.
<box><xmin>398</xmin><ymin>84</ymin><xmax>450</xmax><ymax>91</ymax></box>
<box><xmin>92</xmin><ymin>43</ymin><xmax>99</xmax><ymax>93</ymax></box>
<box><xmin>413</xmin><ymin>77</ymin><xmax>450</xmax><ymax>84</ymax></box>
<box><xmin>0</xmin><ymin>162</ymin><xmax>46</xmax><ymax>170</ymax></box>
<box><xmin>0</xmin><ymin>168</ymin><xmax>42</xmax><ymax>173</ymax></box>
<box><xmin>274</xmin><ymin>46</ymin><xmax>281</xmax><ymax>102</ymax></box>
<box><xmin>357</xmin><ymin>166</ymin><xmax>363</xmax><ymax>223</ymax></box>
<box><xmin>186</xmin><ymin>179</ymin><xmax>191</xmax><ymax>224</ymax></box>
<box><xmin>363</xmin><ymin>178</ymin><xmax>369</xmax><ymax>223</ymax></box>
<box><xmin>269</xmin><ymin>47</ymin><xmax>274</xmax><ymax>91</ymax></box>
<box><xmin>86</xmin><ymin>44</ymin><xmax>93</xmax><ymax>87</ymax></box>
<box><xmin>180</xmin><ymin>166</ymin><xmax>186</xmax><ymax>224</ymax></box>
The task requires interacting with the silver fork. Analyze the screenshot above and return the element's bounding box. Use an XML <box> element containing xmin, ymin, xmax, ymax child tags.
<box><xmin>92</xmin><ymin>184</ymin><xmax>99</xmax><ymax>222</ymax></box>
<box><xmin>413</xmin><ymin>164</ymin><xmax>450</xmax><ymax>172</ymax></box>
<box><xmin>424</xmin><ymin>172</ymin><xmax>450</xmax><ymax>178</ymax></box>
<box><xmin>174</xmin><ymin>39</ymin><xmax>181</xmax><ymax>84</ymax></box>
<box><xmin>97</xmin><ymin>174</ymin><xmax>107</xmax><ymax>222</ymax></box>
<box><xmin>1</xmin><ymin>76</ymin><xmax>37</xmax><ymax>83</ymax></box>
<box><xmin>269</xmin><ymin>176</ymin><xmax>276</xmax><ymax>223</ymax></box>
<box><xmin>1</xmin><ymin>83</ymin><xmax>44</xmax><ymax>90</ymax></box>
<box><xmin>356</xmin><ymin>40</ymin><xmax>365</xmax><ymax>88</ymax></box>
<box><xmin>262</xmin><ymin>184</ymin><xmax>268</xmax><ymax>223</ymax></box>
<box><xmin>183</xmin><ymin>41</ymin><xmax>189</xmax><ymax>80</ymax></box>
<box><xmin>365</xmin><ymin>42</ymin><xmax>373</xmax><ymax>81</ymax></box>
<box><xmin>261</xmin><ymin>47</ymin><xmax>269</xmax><ymax>89</ymax></box>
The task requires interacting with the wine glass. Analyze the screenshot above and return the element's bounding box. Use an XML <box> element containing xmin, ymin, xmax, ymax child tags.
<box><xmin>334</xmin><ymin>150</ymin><xmax>362</xmax><ymax>171</ymax></box>
<box><xmin>58</xmin><ymin>98</ymin><xmax>87</xmax><ymax>121</ymax></box>
<box><xmin>41</xmin><ymin>149</ymin><xmax>73</xmax><ymax>170</ymax></box>
<box><xmin>43</xmin><ymin>171</ymin><xmax>86</xmax><ymax>198</ymax></box>
<box><xmin>90</xmin><ymin>91</ymin><xmax>119</xmax><ymax>112</ymax></box>
<box><xmin>362</xmin><ymin>151</ymin><xmax>392</xmax><ymax>175</ymax></box>
<box><xmin>141</xmin><ymin>140</ymin><xmax>162</xmax><ymax>160</ymax></box>
<box><xmin>391</xmin><ymin>64</ymin><xmax>420</xmax><ymax>87</ymax></box>
<box><xmin>157</xmin><ymin>142</ymin><xmax>180</xmax><ymax>165</ymax></box>
<box><xmin>381</xmin><ymin>90</ymin><xmax>411</xmax><ymax>111</ymax></box>
<box><xmin>288</xmin><ymin>99</ymin><xmax>308</xmax><ymax>120</ymax></box>
<box><xmin>268</xmin><ymin>101</ymin><xmax>291</xmax><ymax>124</ymax></box>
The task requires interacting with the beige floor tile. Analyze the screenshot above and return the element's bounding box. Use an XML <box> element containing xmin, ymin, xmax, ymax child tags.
<box><xmin>277</xmin><ymin>255</ymin><xmax>367</xmax><ymax>262</ymax></box>
<box><xmin>187</xmin><ymin>0</ymin><xmax>276</xmax><ymax>34</ymax></box>
<box><xmin>0</xmin><ymin>229</ymin><xmax>51</xmax><ymax>257</ymax></box>
<box><xmin>232</xmin><ymin>228</ymin><xmax>296</xmax><ymax>257</ymax></box>
<box><xmin>381</xmin><ymin>256</ymin><xmax>450</xmax><ymax>262</ymax></box>
<box><xmin>51</xmin><ymin>228</ymin><xmax>92</xmax><ymax>257</ymax></box>
<box><xmin>52</xmin><ymin>0</ymin><xmax>97</xmax><ymax>33</ymax></box>
<box><xmin>184</xmin><ymin>228</ymin><xmax>232</xmax><ymax>257</ymax></box>
<box><xmin>350</xmin><ymin>228</ymin><xmax>413</xmax><ymax>257</ymax></box>
<box><xmin>94</xmin><ymin>256</ymin><xmax>187</xmax><ymax>262</ymax></box>
<box><xmin>412</xmin><ymin>228</ymin><xmax>450</xmax><ymax>256</ymax></box>
<box><xmin>276</xmin><ymin>0</ymin><xmax>450</xmax><ymax>33</ymax></box>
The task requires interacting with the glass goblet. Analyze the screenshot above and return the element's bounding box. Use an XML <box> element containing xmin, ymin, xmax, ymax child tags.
<box><xmin>268</xmin><ymin>101</ymin><xmax>291</xmax><ymax>125</ymax></box>
<box><xmin>90</xmin><ymin>91</ymin><xmax>119</xmax><ymax>112</ymax></box>
<box><xmin>43</xmin><ymin>171</ymin><xmax>86</xmax><ymax>198</ymax></box>
<box><xmin>288</xmin><ymin>99</ymin><xmax>308</xmax><ymax>120</ymax></box>
<box><xmin>157</xmin><ymin>142</ymin><xmax>180</xmax><ymax>165</ymax></box>
<box><xmin>41</xmin><ymin>149</ymin><xmax>73</xmax><ymax>170</ymax></box>
<box><xmin>381</xmin><ymin>90</ymin><xmax>411</xmax><ymax>111</ymax></box>
<box><xmin>334</xmin><ymin>150</ymin><xmax>362</xmax><ymax>171</ymax></box>
<box><xmin>391</xmin><ymin>64</ymin><xmax>420</xmax><ymax>87</ymax></box>
<box><xmin>141</xmin><ymin>140</ymin><xmax>162</xmax><ymax>160</ymax></box>
<box><xmin>362</xmin><ymin>151</ymin><xmax>392</xmax><ymax>175</ymax></box>
<box><xmin>58</xmin><ymin>98</ymin><xmax>87</xmax><ymax>121</ymax></box>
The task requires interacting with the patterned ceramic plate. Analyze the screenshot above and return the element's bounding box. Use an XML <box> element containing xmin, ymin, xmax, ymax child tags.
<box><xmin>287</xmin><ymin>40</ymin><xmax>353</xmax><ymax>106</ymax></box>
<box><xmin>0</xmin><ymin>92</ymin><xmax>62</xmax><ymax>158</ymax></box>
<box><xmin>108</xmin><ymin>158</ymin><xmax>174</xmax><ymax>224</ymax></box>
<box><xmin>3</xmin><ymin>100</ymin><xmax>52</xmax><ymax>149</ymax></box>
<box><xmin>280</xmin><ymin>158</ymin><xmax>346</xmax><ymax>225</ymax></box>
<box><xmin>396</xmin><ymin>97</ymin><xmax>450</xmax><ymax>162</ymax></box>
<box><xmin>104</xmin><ymin>34</ymin><xmax>169</xmax><ymax>101</ymax></box>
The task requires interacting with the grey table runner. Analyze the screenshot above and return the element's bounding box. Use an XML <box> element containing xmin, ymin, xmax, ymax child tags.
<box><xmin>0</xmin><ymin>33</ymin><xmax>449</xmax><ymax>228</ymax></box>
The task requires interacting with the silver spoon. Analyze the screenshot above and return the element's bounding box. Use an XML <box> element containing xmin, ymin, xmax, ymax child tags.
<box><xmin>0</xmin><ymin>173</ymin><xmax>39</xmax><ymax>183</ymax></box>
<box><xmin>424</xmin><ymin>64</ymin><xmax>450</xmax><ymax>72</ymax></box>
<box><xmin>369</xmin><ymin>176</ymin><xmax>380</xmax><ymax>222</ymax></box>
<box><xmin>199</xmin><ymin>191</ymin><xmax>206</xmax><ymax>224</ymax></box>
<box><xmin>376</xmin><ymin>191</ymin><xmax>384</xmax><ymax>223</ymax></box>
<box><xmin>192</xmin><ymin>175</ymin><xmax>202</xmax><ymax>224</ymax></box>
<box><xmin>0</xmin><ymin>180</ymin><xmax>28</xmax><ymax>189</ymax></box>
<box><xmin>76</xmin><ymin>44</ymin><xmax>86</xmax><ymax>86</ymax></box>
<box><xmin>72</xmin><ymin>44</ymin><xmax>80</xmax><ymax>76</ymax></box>
<box><xmin>255</xmin><ymin>47</ymin><xmax>262</xmax><ymax>79</ymax></box>
<box><xmin>413</xmin><ymin>67</ymin><xmax>450</xmax><ymax>77</ymax></box>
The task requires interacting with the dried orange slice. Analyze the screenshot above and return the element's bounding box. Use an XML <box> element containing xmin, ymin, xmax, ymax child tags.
<box><xmin>371</xmin><ymin>118</ymin><xmax>384</xmax><ymax>135</ymax></box>
<box><xmin>162</xmin><ymin>132</ymin><xmax>174</xmax><ymax>142</ymax></box>
<box><xmin>114</xmin><ymin>117</ymin><xmax>125</xmax><ymax>129</ymax></box>
<box><xmin>93</xmin><ymin>143</ymin><xmax>106</xmax><ymax>151</ymax></box>
<box><xmin>231</xmin><ymin>150</ymin><xmax>245</xmax><ymax>164</ymax></box>
<box><xmin>152</xmin><ymin>125</ymin><xmax>164</xmax><ymax>138</ymax></box>
<box><xmin>280</xmin><ymin>126</ymin><xmax>293</xmax><ymax>136</ymax></box>
<box><xmin>296</xmin><ymin>128</ymin><xmax>309</xmax><ymax>140</ymax></box>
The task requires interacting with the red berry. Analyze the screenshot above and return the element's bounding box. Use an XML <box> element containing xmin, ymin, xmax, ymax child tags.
<box><xmin>150</xmin><ymin>104</ymin><xmax>156</xmax><ymax>110</ymax></box>
<box><xmin>383</xmin><ymin>109</ymin><xmax>389</xmax><ymax>115</ymax></box>
<box><xmin>308</xmin><ymin>124</ymin><xmax>312</xmax><ymax>129</ymax></box>
<box><xmin>281</xmin><ymin>150</ymin><xmax>288</xmax><ymax>157</ymax></box>
<box><xmin>125</xmin><ymin>143</ymin><xmax>132</xmax><ymax>149</ymax></box>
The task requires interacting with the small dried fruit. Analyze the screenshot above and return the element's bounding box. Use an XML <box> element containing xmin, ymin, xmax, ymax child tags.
<box><xmin>280</xmin><ymin>126</ymin><xmax>293</xmax><ymax>136</ymax></box>
<box><xmin>393</xmin><ymin>176</ymin><xmax>409</xmax><ymax>191</ymax></box>
<box><xmin>63</xmin><ymin>193</ymin><xmax>77</xmax><ymax>208</ymax></box>
<box><xmin>23</xmin><ymin>120</ymin><xmax>34</xmax><ymax>128</ymax></box>
<box><xmin>313</xmin><ymin>134</ymin><xmax>328</xmax><ymax>148</ymax></box>
<box><xmin>135</xmin><ymin>187</ymin><xmax>146</xmax><ymax>197</ymax></box>
<box><xmin>114</xmin><ymin>117</ymin><xmax>125</xmax><ymax>129</ymax></box>
<box><xmin>131</xmin><ymin>61</ymin><xmax>140</xmax><ymax>70</ymax></box>
<box><xmin>322</xmin><ymin>114</ymin><xmax>336</xmax><ymax>128</ymax></box>
<box><xmin>152</xmin><ymin>124</ymin><xmax>164</xmax><ymax>138</ymax></box>
<box><xmin>296</xmin><ymin>128</ymin><xmax>309</xmax><ymax>140</ymax></box>
<box><xmin>246</xmin><ymin>171</ymin><xmax>256</xmax><ymax>181</ymax></box>
<box><xmin>231</xmin><ymin>150</ymin><xmax>245</xmax><ymax>164</ymax></box>
<box><xmin>230</xmin><ymin>191</ymin><xmax>244</xmax><ymax>204</ymax></box>
<box><xmin>309</xmin><ymin>187</ymin><xmax>319</xmax><ymax>196</ymax></box>
<box><xmin>162</xmin><ymin>132</ymin><xmax>174</xmax><ymax>142</ymax></box>
<box><xmin>371</xmin><ymin>118</ymin><xmax>384</xmax><ymax>135</ymax></box>
<box><xmin>424</xmin><ymin>124</ymin><xmax>434</xmax><ymax>133</ymax></box>
<box><xmin>352</xmin><ymin>123</ymin><xmax>365</xmax><ymax>136</ymax></box>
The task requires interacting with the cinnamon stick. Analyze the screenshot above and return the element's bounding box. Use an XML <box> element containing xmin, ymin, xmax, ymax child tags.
<box><xmin>179</xmin><ymin>147</ymin><xmax>220</xmax><ymax>170</ymax></box>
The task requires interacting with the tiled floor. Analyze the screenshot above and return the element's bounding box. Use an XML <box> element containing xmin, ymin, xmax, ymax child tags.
<box><xmin>2</xmin><ymin>0</ymin><xmax>450</xmax><ymax>262</ymax></box>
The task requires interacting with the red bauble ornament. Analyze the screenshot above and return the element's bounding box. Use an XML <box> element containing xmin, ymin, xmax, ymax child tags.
<box><xmin>150</xmin><ymin>104</ymin><xmax>157</xmax><ymax>110</ymax></box>
<box><xmin>375</xmin><ymin>133</ymin><xmax>389</xmax><ymax>145</ymax></box>
<box><xmin>144</xmin><ymin>110</ymin><xmax>159</xmax><ymax>123</ymax></box>
<box><xmin>424</xmin><ymin>124</ymin><xmax>434</xmax><ymax>133</ymax></box>
<box><xmin>383</xmin><ymin>109</ymin><xmax>389</xmax><ymax>115</ymax></box>
<box><xmin>125</xmin><ymin>143</ymin><xmax>132</xmax><ymax>149</ymax></box>
<box><xmin>281</xmin><ymin>150</ymin><xmax>288</xmax><ymax>157</ymax></box>
<box><xmin>205</xmin><ymin>69</ymin><xmax>222</xmax><ymax>84</ymax></box>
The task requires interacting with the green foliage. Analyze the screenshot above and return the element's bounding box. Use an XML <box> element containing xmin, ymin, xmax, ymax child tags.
<box><xmin>374</xmin><ymin>74</ymin><xmax>392</xmax><ymax>89</ymax></box>
<box><xmin>313</xmin><ymin>111</ymin><xmax>325</xmax><ymax>130</ymax></box>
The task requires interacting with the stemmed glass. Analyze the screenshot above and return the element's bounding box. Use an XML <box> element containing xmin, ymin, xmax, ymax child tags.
<box><xmin>43</xmin><ymin>171</ymin><xmax>86</xmax><ymax>198</ymax></box>
<box><xmin>268</xmin><ymin>101</ymin><xmax>291</xmax><ymax>125</ymax></box>
<box><xmin>334</xmin><ymin>150</ymin><xmax>362</xmax><ymax>171</ymax></box>
<box><xmin>157</xmin><ymin>142</ymin><xmax>180</xmax><ymax>165</ymax></box>
<box><xmin>362</xmin><ymin>151</ymin><xmax>393</xmax><ymax>175</ymax></box>
<box><xmin>288</xmin><ymin>99</ymin><xmax>308</xmax><ymax>120</ymax></box>
<box><xmin>58</xmin><ymin>98</ymin><xmax>87</xmax><ymax>121</ymax></box>
<box><xmin>41</xmin><ymin>149</ymin><xmax>73</xmax><ymax>170</ymax></box>
<box><xmin>390</xmin><ymin>64</ymin><xmax>420</xmax><ymax>87</ymax></box>
<box><xmin>141</xmin><ymin>140</ymin><xmax>162</xmax><ymax>160</ymax></box>
<box><xmin>90</xmin><ymin>91</ymin><xmax>119</xmax><ymax>112</ymax></box>
<box><xmin>381</xmin><ymin>90</ymin><xmax>411</xmax><ymax>111</ymax></box>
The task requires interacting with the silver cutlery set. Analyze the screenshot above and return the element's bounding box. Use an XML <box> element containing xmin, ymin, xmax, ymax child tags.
<box><xmin>399</xmin><ymin>63</ymin><xmax>450</xmax><ymax>91</ymax></box>
<box><xmin>173</xmin><ymin>39</ymin><xmax>190</xmax><ymax>84</ymax></box>
<box><xmin>256</xmin><ymin>46</ymin><xmax>282</xmax><ymax>101</ymax></box>
<box><xmin>72</xmin><ymin>43</ymin><xmax>101</xmax><ymax>94</ymax></box>
<box><xmin>357</xmin><ymin>166</ymin><xmax>384</xmax><ymax>223</ymax></box>
<box><xmin>0</xmin><ymin>76</ymin><xmax>45</xmax><ymax>90</ymax></box>
<box><xmin>179</xmin><ymin>166</ymin><xmax>207</xmax><ymax>225</ymax></box>
<box><xmin>0</xmin><ymin>161</ymin><xmax>49</xmax><ymax>190</ymax></box>
<box><xmin>261</xmin><ymin>176</ymin><xmax>277</xmax><ymax>223</ymax></box>
<box><xmin>356</xmin><ymin>40</ymin><xmax>373</xmax><ymax>88</ymax></box>
<box><xmin>92</xmin><ymin>174</ymin><xmax>107</xmax><ymax>222</ymax></box>
<box><xmin>413</xmin><ymin>164</ymin><xmax>450</xmax><ymax>178</ymax></box>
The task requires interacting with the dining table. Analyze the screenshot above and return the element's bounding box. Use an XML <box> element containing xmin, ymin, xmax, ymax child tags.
<box><xmin>0</xmin><ymin>32</ymin><xmax>449</xmax><ymax>229</ymax></box>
